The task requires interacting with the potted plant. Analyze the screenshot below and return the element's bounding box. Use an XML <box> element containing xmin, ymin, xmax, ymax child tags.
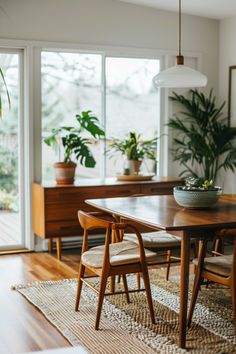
<box><xmin>107</xmin><ymin>131</ymin><xmax>158</xmax><ymax>175</ymax></box>
<box><xmin>167</xmin><ymin>89</ymin><xmax>236</xmax><ymax>181</ymax></box>
<box><xmin>173</xmin><ymin>177</ymin><xmax>222</xmax><ymax>209</ymax></box>
<box><xmin>44</xmin><ymin>110</ymin><xmax>105</xmax><ymax>184</ymax></box>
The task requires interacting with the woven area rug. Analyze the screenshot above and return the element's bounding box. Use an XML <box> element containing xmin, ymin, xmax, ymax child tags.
<box><xmin>13</xmin><ymin>267</ymin><xmax>236</xmax><ymax>354</ymax></box>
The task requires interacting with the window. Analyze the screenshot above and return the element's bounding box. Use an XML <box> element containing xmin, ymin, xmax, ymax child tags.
<box><xmin>41</xmin><ymin>50</ymin><xmax>160</xmax><ymax>180</ymax></box>
<box><xmin>0</xmin><ymin>49</ymin><xmax>25</xmax><ymax>250</ymax></box>
<box><xmin>105</xmin><ymin>57</ymin><xmax>160</xmax><ymax>176</ymax></box>
<box><xmin>41</xmin><ymin>51</ymin><xmax>102</xmax><ymax>180</ymax></box>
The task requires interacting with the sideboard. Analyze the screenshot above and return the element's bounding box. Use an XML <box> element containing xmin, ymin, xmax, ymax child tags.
<box><xmin>32</xmin><ymin>177</ymin><xmax>184</xmax><ymax>259</ymax></box>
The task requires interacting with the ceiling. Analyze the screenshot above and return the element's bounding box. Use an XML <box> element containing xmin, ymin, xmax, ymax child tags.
<box><xmin>118</xmin><ymin>0</ymin><xmax>236</xmax><ymax>20</ymax></box>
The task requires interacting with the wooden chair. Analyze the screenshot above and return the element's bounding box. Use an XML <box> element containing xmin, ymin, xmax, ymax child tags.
<box><xmin>75</xmin><ymin>210</ymin><xmax>157</xmax><ymax>330</ymax></box>
<box><xmin>188</xmin><ymin>237</ymin><xmax>236</xmax><ymax>331</ymax></box>
<box><xmin>114</xmin><ymin>195</ymin><xmax>197</xmax><ymax>281</ymax></box>
<box><xmin>213</xmin><ymin>194</ymin><xmax>236</xmax><ymax>254</ymax></box>
<box><xmin>116</xmin><ymin>217</ymin><xmax>197</xmax><ymax>285</ymax></box>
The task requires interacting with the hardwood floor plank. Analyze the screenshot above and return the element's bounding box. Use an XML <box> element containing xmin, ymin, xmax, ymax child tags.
<box><xmin>0</xmin><ymin>251</ymin><xmax>80</xmax><ymax>354</ymax></box>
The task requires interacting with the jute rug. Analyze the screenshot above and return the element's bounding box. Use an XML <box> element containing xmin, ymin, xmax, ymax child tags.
<box><xmin>13</xmin><ymin>267</ymin><xmax>236</xmax><ymax>354</ymax></box>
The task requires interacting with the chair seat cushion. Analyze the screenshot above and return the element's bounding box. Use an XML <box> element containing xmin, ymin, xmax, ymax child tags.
<box><xmin>124</xmin><ymin>231</ymin><xmax>181</xmax><ymax>249</ymax></box>
<box><xmin>81</xmin><ymin>241</ymin><xmax>158</xmax><ymax>268</ymax></box>
<box><xmin>193</xmin><ymin>254</ymin><xmax>233</xmax><ymax>277</ymax></box>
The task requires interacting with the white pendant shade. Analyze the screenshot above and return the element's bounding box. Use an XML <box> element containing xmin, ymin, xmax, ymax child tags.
<box><xmin>153</xmin><ymin>0</ymin><xmax>208</xmax><ymax>89</ymax></box>
<box><xmin>153</xmin><ymin>64</ymin><xmax>208</xmax><ymax>88</ymax></box>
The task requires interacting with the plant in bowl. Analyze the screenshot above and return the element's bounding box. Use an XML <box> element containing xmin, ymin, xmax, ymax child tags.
<box><xmin>173</xmin><ymin>177</ymin><xmax>222</xmax><ymax>209</ymax></box>
<box><xmin>44</xmin><ymin>110</ymin><xmax>105</xmax><ymax>184</ymax></box>
<box><xmin>107</xmin><ymin>131</ymin><xmax>158</xmax><ymax>175</ymax></box>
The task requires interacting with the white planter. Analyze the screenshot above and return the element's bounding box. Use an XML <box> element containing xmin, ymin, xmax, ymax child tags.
<box><xmin>173</xmin><ymin>186</ymin><xmax>222</xmax><ymax>209</ymax></box>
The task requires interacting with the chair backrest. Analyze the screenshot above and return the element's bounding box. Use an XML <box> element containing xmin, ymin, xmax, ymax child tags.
<box><xmin>78</xmin><ymin>210</ymin><xmax>126</xmax><ymax>231</ymax></box>
<box><xmin>78</xmin><ymin>210</ymin><xmax>147</xmax><ymax>262</ymax></box>
<box><xmin>78</xmin><ymin>210</ymin><xmax>112</xmax><ymax>231</ymax></box>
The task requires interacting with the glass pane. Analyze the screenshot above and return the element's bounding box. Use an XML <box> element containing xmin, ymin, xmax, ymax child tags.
<box><xmin>0</xmin><ymin>53</ymin><xmax>21</xmax><ymax>248</ymax></box>
<box><xmin>105</xmin><ymin>57</ymin><xmax>160</xmax><ymax>177</ymax></box>
<box><xmin>41</xmin><ymin>51</ymin><xmax>102</xmax><ymax>181</ymax></box>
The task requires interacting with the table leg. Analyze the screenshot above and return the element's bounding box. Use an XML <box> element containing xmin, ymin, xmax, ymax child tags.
<box><xmin>179</xmin><ymin>231</ymin><xmax>190</xmax><ymax>349</ymax></box>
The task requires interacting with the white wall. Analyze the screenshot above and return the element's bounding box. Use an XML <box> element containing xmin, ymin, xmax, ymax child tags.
<box><xmin>0</xmin><ymin>0</ymin><xmax>218</xmax><ymax>85</ymax></box>
<box><xmin>0</xmin><ymin>0</ymin><xmax>219</xmax><ymax>178</ymax></box>
<box><xmin>219</xmin><ymin>16</ymin><xmax>236</xmax><ymax>193</ymax></box>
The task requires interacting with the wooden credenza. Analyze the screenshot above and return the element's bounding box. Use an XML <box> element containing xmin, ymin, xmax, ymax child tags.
<box><xmin>32</xmin><ymin>177</ymin><xmax>183</xmax><ymax>259</ymax></box>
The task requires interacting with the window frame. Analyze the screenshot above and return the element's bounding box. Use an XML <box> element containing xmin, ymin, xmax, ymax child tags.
<box><xmin>0</xmin><ymin>47</ymin><xmax>29</xmax><ymax>251</ymax></box>
<box><xmin>40</xmin><ymin>47</ymin><xmax>162</xmax><ymax>180</ymax></box>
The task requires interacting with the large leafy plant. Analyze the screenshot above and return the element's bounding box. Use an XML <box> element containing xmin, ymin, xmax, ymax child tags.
<box><xmin>44</xmin><ymin>110</ymin><xmax>105</xmax><ymax>168</ymax></box>
<box><xmin>107</xmin><ymin>132</ymin><xmax>157</xmax><ymax>161</ymax></box>
<box><xmin>168</xmin><ymin>89</ymin><xmax>236</xmax><ymax>181</ymax></box>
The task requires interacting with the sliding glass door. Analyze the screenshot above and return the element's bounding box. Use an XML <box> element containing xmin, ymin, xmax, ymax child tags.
<box><xmin>0</xmin><ymin>49</ymin><xmax>25</xmax><ymax>250</ymax></box>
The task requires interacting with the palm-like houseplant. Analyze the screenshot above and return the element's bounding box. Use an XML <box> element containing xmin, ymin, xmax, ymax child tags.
<box><xmin>44</xmin><ymin>110</ymin><xmax>105</xmax><ymax>184</ymax></box>
<box><xmin>107</xmin><ymin>131</ymin><xmax>157</xmax><ymax>174</ymax></box>
<box><xmin>168</xmin><ymin>89</ymin><xmax>236</xmax><ymax>181</ymax></box>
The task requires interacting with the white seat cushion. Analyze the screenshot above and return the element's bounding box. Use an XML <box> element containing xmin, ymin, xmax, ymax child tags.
<box><xmin>193</xmin><ymin>254</ymin><xmax>232</xmax><ymax>277</ymax></box>
<box><xmin>124</xmin><ymin>231</ymin><xmax>181</xmax><ymax>249</ymax></box>
<box><xmin>81</xmin><ymin>241</ymin><xmax>158</xmax><ymax>268</ymax></box>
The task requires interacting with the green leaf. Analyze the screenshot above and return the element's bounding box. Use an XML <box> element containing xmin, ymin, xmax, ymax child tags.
<box><xmin>76</xmin><ymin>110</ymin><xmax>105</xmax><ymax>138</ymax></box>
<box><xmin>168</xmin><ymin>89</ymin><xmax>236</xmax><ymax>180</ymax></box>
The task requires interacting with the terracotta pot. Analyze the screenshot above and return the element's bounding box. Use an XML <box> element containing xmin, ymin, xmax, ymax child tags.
<box><xmin>53</xmin><ymin>162</ymin><xmax>77</xmax><ymax>185</ymax></box>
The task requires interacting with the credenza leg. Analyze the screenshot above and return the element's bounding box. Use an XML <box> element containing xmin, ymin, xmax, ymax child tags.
<box><xmin>48</xmin><ymin>238</ymin><xmax>53</xmax><ymax>254</ymax></box>
<box><xmin>56</xmin><ymin>238</ymin><xmax>62</xmax><ymax>260</ymax></box>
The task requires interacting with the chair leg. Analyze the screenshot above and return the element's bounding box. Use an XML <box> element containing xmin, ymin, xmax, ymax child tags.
<box><xmin>187</xmin><ymin>268</ymin><xmax>202</xmax><ymax>327</ymax></box>
<box><xmin>122</xmin><ymin>275</ymin><xmax>130</xmax><ymax>304</ymax></box>
<box><xmin>75</xmin><ymin>263</ymin><xmax>85</xmax><ymax>311</ymax></box>
<box><xmin>187</xmin><ymin>239</ymin><xmax>207</xmax><ymax>327</ymax></box>
<box><xmin>110</xmin><ymin>275</ymin><xmax>115</xmax><ymax>294</ymax></box>
<box><xmin>136</xmin><ymin>272</ymin><xmax>141</xmax><ymax>290</ymax></box>
<box><xmin>166</xmin><ymin>250</ymin><xmax>172</xmax><ymax>281</ymax></box>
<box><xmin>95</xmin><ymin>274</ymin><xmax>108</xmax><ymax>330</ymax></box>
<box><xmin>141</xmin><ymin>266</ymin><xmax>155</xmax><ymax>324</ymax></box>
<box><xmin>231</xmin><ymin>278</ymin><xmax>236</xmax><ymax>333</ymax></box>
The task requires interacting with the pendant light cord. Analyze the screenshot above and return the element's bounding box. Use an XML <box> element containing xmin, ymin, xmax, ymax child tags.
<box><xmin>179</xmin><ymin>0</ymin><xmax>181</xmax><ymax>56</ymax></box>
<box><xmin>177</xmin><ymin>0</ymin><xmax>184</xmax><ymax>65</ymax></box>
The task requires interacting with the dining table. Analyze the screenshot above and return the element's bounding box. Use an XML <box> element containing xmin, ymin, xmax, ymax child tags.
<box><xmin>85</xmin><ymin>194</ymin><xmax>236</xmax><ymax>349</ymax></box>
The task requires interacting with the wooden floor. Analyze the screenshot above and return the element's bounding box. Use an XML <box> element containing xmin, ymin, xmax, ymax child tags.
<box><xmin>0</xmin><ymin>250</ymin><xmax>81</xmax><ymax>354</ymax></box>
<box><xmin>0</xmin><ymin>211</ymin><xmax>20</xmax><ymax>247</ymax></box>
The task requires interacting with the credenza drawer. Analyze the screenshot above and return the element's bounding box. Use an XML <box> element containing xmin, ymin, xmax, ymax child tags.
<box><xmin>46</xmin><ymin>220</ymin><xmax>82</xmax><ymax>237</ymax></box>
<box><xmin>141</xmin><ymin>182</ymin><xmax>182</xmax><ymax>195</ymax></box>
<box><xmin>45</xmin><ymin>185</ymin><xmax>140</xmax><ymax>203</ymax></box>
<box><xmin>45</xmin><ymin>202</ymin><xmax>97</xmax><ymax>222</ymax></box>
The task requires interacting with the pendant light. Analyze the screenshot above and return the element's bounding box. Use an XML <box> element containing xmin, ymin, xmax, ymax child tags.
<box><xmin>153</xmin><ymin>0</ymin><xmax>207</xmax><ymax>88</ymax></box>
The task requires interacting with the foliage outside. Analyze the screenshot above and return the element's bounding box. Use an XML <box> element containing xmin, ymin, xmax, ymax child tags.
<box><xmin>44</xmin><ymin>110</ymin><xmax>105</xmax><ymax>168</ymax></box>
<box><xmin>168</xmin><ymin>89</ymin><xmax>236</xmax><ymax>181</ymax></box>
<box><xmin>107</xmin><ymin>131</ymin><xmax>158</xmax><ymax>161</ymax></box>
<box><xmin>0</xmin><ymin>67</ymin><xmax>11</xmax><ymax>118</ymax></box>
<box><xmin>0</xmin><ymin>144</ymin><xmax>17</xmax><ymax>210</ymax></box>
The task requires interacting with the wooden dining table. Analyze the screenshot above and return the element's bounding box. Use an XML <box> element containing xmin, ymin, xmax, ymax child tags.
<box><xmin>85</xmin><ymin>194</ymin><xmax>236</xmax><ymax>349</ymax></box>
